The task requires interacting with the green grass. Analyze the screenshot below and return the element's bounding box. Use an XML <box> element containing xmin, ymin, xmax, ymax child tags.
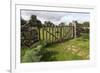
<box><xmin>40</xmin><ymin>35</ymin><xmax>89</xmax><ymax>61</ymax></box>
<box><xmin>21</xmin><ymin>33</ymin><xmax>89</xmax><ymax>62</ymax></box>
<box><xmin>21</xmin><ymin>41</ymin><xmax>47</xmax><ymax>63</ymax></box>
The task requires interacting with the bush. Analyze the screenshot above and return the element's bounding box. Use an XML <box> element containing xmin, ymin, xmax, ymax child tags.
<box><xmin>21</xmin><ymin>41</ymin><xmax>48</xmax><ymax>62</ymax></box>
<box><xmin>39</xmin><ymin>41</ymin><xmax>47</xmax><ymax>47</ymax></box>
<box><xmin>22</xmin><ymin>48</ymin><xmax>41</xmax><ymax>62</ymax></box>
<box><xmin>80</xmin><ymin>33</ymin><xmax>89</xmax><ymax>39</ymax></box>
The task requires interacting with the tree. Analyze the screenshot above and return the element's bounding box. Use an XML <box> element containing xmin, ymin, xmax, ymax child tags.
<box><xmin>82</xmin><ymin>22</ymin><xmax>89</xmax><ymax>27</ymax></box>
<box><xmin>21</xmin><ymin>18</ymin><xmax>27</xmax><ymax>25</ymax></box>
<box><xmin>44</xmin><ymin>21</ymin><xmax>54</xmax><ymax>26</ymax></box>
<box><xmin>21</xmin><ymin>15</ymin><xmax>42</xmax><ymax>48</ymax></box>
<box><xmin>59</xmin><ymin>22</ymin><xmax>65</xmax><ymax>26</ymax></box>
<box><xmin>28</xmin><ymin>15</ymin><xmax>42</xmax><ymax>27</ymax></box>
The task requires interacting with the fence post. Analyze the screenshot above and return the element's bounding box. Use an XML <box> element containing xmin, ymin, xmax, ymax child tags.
<box><xmin>72</xmin><ymin>21</ymin><xmax>77</xmax><ymax>38</ymax></box>
<box><xmin>38</xmin><ymin>27</ymin><xmax>40</xmax><ymax>40</ymax></box>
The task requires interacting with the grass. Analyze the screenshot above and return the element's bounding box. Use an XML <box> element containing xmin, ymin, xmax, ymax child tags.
<box><xmin>21</xmin><ymin>33</ymin><xmax>89</xmax><ymax>63</ymax></box>
<box><xmin>40</xmin><ymin>35</ymin><xmax>89</xmax><ymax>61</ymax></box>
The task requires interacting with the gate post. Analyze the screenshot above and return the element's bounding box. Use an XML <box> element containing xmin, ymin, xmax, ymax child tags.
<box><xmin>72</xmin><ymin>21</ymin><xmax>77</xmax><ymax>38</ymax></box>
<box><xmin>38</xmin><ymin>27</ymin><xmax>40</xmax><ymax>41</ymax></box>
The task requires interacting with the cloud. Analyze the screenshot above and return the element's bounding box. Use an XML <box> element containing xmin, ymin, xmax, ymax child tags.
<box><xmin>59</xmin><ymin>13</ymin><xmax>90</xmax><ymax>24</ymax></box>
<box><xmin>21</xmin><ymin>10</ymin><xmax>90</xmax><ymax>25</ymax></box>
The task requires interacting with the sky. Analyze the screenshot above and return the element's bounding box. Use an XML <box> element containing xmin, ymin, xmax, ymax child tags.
<box><xmin>21</xmin><ymin>10</ymin><xmax>90</xmax><ymax>25</ymax></box>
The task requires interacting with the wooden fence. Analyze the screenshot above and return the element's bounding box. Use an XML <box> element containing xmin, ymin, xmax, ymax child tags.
<box><xmin>21</xmin><ymin>25</ymin><xmax>75</xmax><ymax>48</ymax></box>
<box><xmin>21</xmin><ymin>21</ymin><xmax>89</xmax><ymax>48</ymax></box>
<box><xmin>39</xmin><ymin>25</ymin><xmax>74</xmax><ymax>44</ymax></box>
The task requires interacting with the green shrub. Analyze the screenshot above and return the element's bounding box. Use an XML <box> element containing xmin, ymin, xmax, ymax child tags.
<box><xmin>39</xmin><ymin>41</ymin><xmax>47</xmax><ymax>47</ymax></box>
<box><xmin>80</xmin><ymin>33</ymin><xmax>89</xmax><ymax>39</ymax></box>
<box><xmin>21</xmin><ymin>41</ymin><xmax>48</xmax><ymax>63</ymax></box>
<box><xmin>22</xmin><ymin>48</ymin><xmax>41</xmax><ymax>62</ymax></box>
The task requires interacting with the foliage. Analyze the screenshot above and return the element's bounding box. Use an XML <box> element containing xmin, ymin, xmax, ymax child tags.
<box><xmin>28</xmin><ymin>15</ymin><xmax>42</xmax><ymax>27</ymax></box>
<box><xmin>21</xmin><ymin>18</ymin><xmax>27</xmax><ymax>25</ymax></box>
<box><xmin>44</xmin><ymin>21</ymin><xmax>54</xmax><ymax>26</ymax></box>
<box><xmin>21</xmin><ymin>41</ymin><xmax>47</xmax><ymax>62</ymax></box>
<box><xmin>21</xmin><ymin>15</ymin><xmax>42</xmax><ymax>48</ymax></box>
<box><xmin>76</xmin><ymin>21</ymin><xmax>89</xmax><ymax>37</ymax></box>
<box><xmin>76</xmin><ymin>21</ymin><xmax>89</xmax><ymax>27</ymax></box>
<box><xmin>80</xmin><ymin>33</ymin><xmax>89</xmax><ymax>39</ymax></box>
<box><xmin>82</xmin><ymin>22</ymin><xmax>89</xmax><ymax>27</ymax></box>
<box><xmin>59</xmin><ymin>22</ymin><xmax>65</xmax><ymax>26</ymax></box>
<box><xmin>22</xmin><ymin>47</ymin><xmax>41</xmax><ymax>62</ymax></box>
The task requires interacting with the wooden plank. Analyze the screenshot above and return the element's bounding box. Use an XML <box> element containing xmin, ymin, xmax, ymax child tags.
<box><xmin>51</xmin><ymin>26</ymin><xmax>53</xmax><ymax>43</ymax></box>
<box><xmin>43</xmin><ymin>26</ymin><xmax>44</xmax><ymax>41</ymax></box>
<box><xmin>60</xmin><ymin>26</ymin><xmax>62</xmax><ymax>42</ymax></box>
<box><xmin>55</xmin><ymin>26</ymin><xmax>57</xmax><ymax>42</ymax></box>
<box><xmin>45</xmin><ymin>26</ymin><xmax>47</xmax><ymax>42</ymax></box>
<box><xmin>48</xmin><ymin>26</ymin><xmax>51</xmax><ymax>43</ymax></box>
<box><xmin>38</xmin><ymin>28</ymin><xmax>40</xmax><ymax>40</ymax></box>
<box><xmin>72</xmin><ymin>26</ymin><xmax>74</xmax><ymax>38</ymax></box>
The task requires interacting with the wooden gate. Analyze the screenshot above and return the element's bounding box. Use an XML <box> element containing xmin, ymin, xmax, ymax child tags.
<box><xmin>39</xmin><ymin>25</ymin><xmax>74</xmax><ymax>44</ymax></box>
